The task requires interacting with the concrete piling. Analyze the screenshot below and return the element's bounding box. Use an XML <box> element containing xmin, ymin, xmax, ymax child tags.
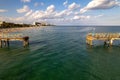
<box><xmin>86</xmin><ymin>33</ymin><xmax>120</xmax><ymax>46</ymax></box>
<box><xmin>0</xmin><ymin>34</ymin><xmax>29</xmax><ymax>48</ymax></box>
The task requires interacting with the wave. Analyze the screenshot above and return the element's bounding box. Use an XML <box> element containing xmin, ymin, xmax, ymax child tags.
<box><xmin>79</xmin><ymin>27</ymin><xmax>95</xmax><ymax>32</ymax></box>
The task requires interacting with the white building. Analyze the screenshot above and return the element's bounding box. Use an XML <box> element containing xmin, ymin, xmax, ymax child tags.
<box><xmin>0</xmin><ymin>21</ymin><xmax>4</xmax><ymax>26</ymax></box>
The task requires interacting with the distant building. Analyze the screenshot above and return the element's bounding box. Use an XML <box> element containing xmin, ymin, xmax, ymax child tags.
<box><xmin>33</xmin><ymin>22</ymin><xmax>53</xmax><ymax>26</ymax></box>
<box><xmin>34</xmin><ymin>22</ymin><xmax>42</xmax><ymax>26</ymax></box>
<box><xmin>0</xmin><ymin>21</ymin><xmax>4</xmax><ymax>26</ymax></box>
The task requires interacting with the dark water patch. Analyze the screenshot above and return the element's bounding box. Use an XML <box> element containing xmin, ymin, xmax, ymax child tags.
<box><xmin>30</xmin><ymin>40</ymin><xmax>48</xmax><ymax>45</ymax></box>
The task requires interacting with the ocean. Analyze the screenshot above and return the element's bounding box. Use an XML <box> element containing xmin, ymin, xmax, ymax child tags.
<box><xmin>0</xmin><ymin>26</ymin><xmax>120</xmax><ymax>80</ymax></box>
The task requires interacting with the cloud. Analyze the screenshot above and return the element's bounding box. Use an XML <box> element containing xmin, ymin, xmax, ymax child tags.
<box><xmin>94</xmin><ymin>14</ymin><xmax>104</xmax><ymax>18</ymax></box>
<box><xmin>80</xmin><ymin>0</ymin><xmax>120</xmax><ymax>13</ymax></box>
<box><xmin>23</xmin><ymin>4</ymin><xmax>73</xmax><ymax>21</ymax></box>
<box><xmin>53</xmin><ymin>3</ymin><xmax>80</xmax><ymax>18</ymax></box>
<box><xmin>0</xmin><ymin>9</ymin><xmax>8</xmax><ymax>13</ymax></box>
<box><xmin>55</xmin><ymin>10</ymin><xmax>73</xmax><ymax>18</ymax></box>
<box><xmin>73</xmin><ymin>15</ymin><xmax>90</xmax><ymax>20</ymax></box>
<box><xmin>30</xmin><ymin>10</ymin><xmax>45</xmax><ymax>19</ymax></box>
<box><xmin>34</xmin><ymin>2</ymin><xmax>44</xmax><ymax>7</ymax></box>
<box><xmin>1</xmin><ymin>4</ymin><xmax>103</xmax><ymax>25</ymax></box>
<box><xmin>46</xmin><ymin>5</ymin><xmax>55</xmax><ymax>13</ymax></box>
<box><xmin>63</xmin><ymin>0</ymin><xmax>68</xmax><ymax>7</ymax></box>
<box><xmin>24</xmin><ymin>5</ymin><xmax>56</xmax><ymax>20</ymax></box>
<box><xmin>68</xmin><ymin>2</ymin><xmax>80</xmax><ymax>10</ymax></box>
<box><xmin>55</xmin><ymin>3</ymin><xmax>80</xmax><ymax>18</ymax></box>
<box><xmin>25</xmin><ymin>10</ymin><xmax>33</xmax><ymax>16</ymax></box>
<box><xmin>0</xmin><ymin>16</ymin><xmax>25</xmax><ymax>23</ymax></box>
<box><xmin>21</xmin><ymin>0</ymin><xmax>31</xmax><ymax>3</ymax></box>
<box><xmin>55</xmin><ymin>10</ymin><xmax>67</xmax><ymax>17</ymax></box>
<box><xmin>17</xmin><ymin>5</ymin><xmax>30</xmax><ymax>13</ymax></box>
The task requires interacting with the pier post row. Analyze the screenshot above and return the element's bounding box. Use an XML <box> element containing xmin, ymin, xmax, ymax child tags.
<box><xmin>0</xmin><ymin>33</ymin><xmax>29</xmax><ymax>48</ymax></box>
<box><xmin>86</xmin><ymin>33</ymin><xmax>120</xmax><ymax>46</ymax></box>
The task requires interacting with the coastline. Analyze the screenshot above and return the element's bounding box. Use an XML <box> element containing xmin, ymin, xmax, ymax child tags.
<box><xmin>0</xmin><ymin>26</ymin><xmax>44</xmax><ymax>33</ymax></box>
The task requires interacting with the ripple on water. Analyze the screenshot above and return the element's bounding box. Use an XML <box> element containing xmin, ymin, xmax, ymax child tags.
<box><xmin>1</xmin><ymin>26</ymin><xmax>120</xmax><ymax>80</ymax></box>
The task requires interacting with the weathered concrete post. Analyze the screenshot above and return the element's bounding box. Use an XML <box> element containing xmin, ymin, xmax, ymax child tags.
<box><xmin>3</xmin><ymin>40</ymin><xmax>7</xmax><ymax>47</ymax></box>
<box><xmin>90</xmin><ymin>40</ymin><xmax>93</xmax><ymax>45</ymax></box>
<box><xmin>110</xmin><ymin>39</ymin><xmax>113</xmax><ymax>46</ymax></box>
<box><xmin>0</xmin><ymin>40</ymin><xmax>2</xmax><ymax>48</ymax></box>
<box><xmin>7</xmin><ymin>39</ymin><xmax>9</xmax><ymax>47</ymax></box>
<box><xmin>23</xmin><ymin>36</ymin><xmax>29</xmax><ymax>47</ymax></box>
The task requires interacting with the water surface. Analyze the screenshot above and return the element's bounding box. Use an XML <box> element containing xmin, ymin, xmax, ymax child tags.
<box><xmin>0</xmin><ymin>26</ymin><xmax>120</xmax><ymax>80</ymax></box>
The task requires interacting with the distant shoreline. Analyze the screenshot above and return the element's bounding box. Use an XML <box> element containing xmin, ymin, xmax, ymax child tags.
<box><xmin>0</xmin><ymin>26</ymin><xmax>42</xmax><ymax>33</ymax></box>
<box><xmin>0</xmin><ymin>21</ymin><xmax>55</xmax><ymax>29</ymax></box>
<box><xmin>0</xmin><ymin>25</ymin><xmax>120</xmax><ymax>29</ymax></box>
<box><xmin>54</xmin><ymin>25</ymin><xmax>120</xmax><ymax>27</ymax></box>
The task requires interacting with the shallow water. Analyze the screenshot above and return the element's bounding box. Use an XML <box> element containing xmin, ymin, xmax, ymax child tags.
<box><xmin>0</xmin><ymin>26</ymin><xmax>120</xmax><ymax>80</ymax></box>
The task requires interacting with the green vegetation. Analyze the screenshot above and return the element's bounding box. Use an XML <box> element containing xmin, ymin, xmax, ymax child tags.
<box><xmin>0</xmin><ymin>21</ymin><xmax>55</xmax><ymax>28</ymax></box>
<box><xmin>0</xmin><ymin>21</ymin><xmax>32</xmax><ymax>28</ymax></box>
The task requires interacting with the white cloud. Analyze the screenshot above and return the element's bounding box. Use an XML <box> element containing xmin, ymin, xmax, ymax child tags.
<box><xmin>80</xmin><ymin>0</ymin><xmax>120</xmax><ymax>13</ymax></box>
<box><xmin>30</xmin><ymin>10</ymin><xmax>45</xmax><ymax>19</ymax></box>
<box><xmin>68</xmin><ymin>2</ymin><xmax>80</xmax><ymax>10</ymax></box>
<box><xmin>53</xmin><ymin>3</ymin><xmax>80</xmax><ymax>18</ymax></box>
<box><xmin>25</xmin><ymin>10</ymin><xmax>33</xmax><ymax>16</ymax></box>
<box><xmin>0</xmin><ymin>16</ymin><xmax>25</xmax><ymax>23</ymax></box>
<box><xmin>0</xmin><ymin>4</ymin><xmax>106</xmax><ymax>25</ymax></box>
<box><xmin>54</xmin><ymin>3</ymin><xmax>80</xmax><ymax>18</ymax></box>
<box><xmin>46</xmin><ymin>5</ymin><xmax>55</xmax><ymax>13</ymax></box>
<box><xmin>63</xmin><ymin>0</ymin><xmax>68</xmax><ymax>7</ymax></box>
<box><xmin>34</xmin><ymin>2</ymin><xmax>44</xmax><ymax>7</ymax></box>
<box><xmin>17</xmin><ymin>5</ymin><xmax>30</xmax><ymax>13</ymax></box>
<box><xmin>25</xmin><ymin>5</ymin><xmax>56</xmax><ymax>20</ymax></box>
<box><xmin>23</xmin><ymin>4</ymin><xmax>73</xmax><ymax>21</ymax></box>
<box><xmin>73</xmin><ymin>15</ymin><xmax>90</xmax><ymax>20</ymax></box>
<box><xmin>0</xmin><ymin>9</ymin><xmax>8</xmax><ymax>13</ymax></box>
<box><xmin>21</xmin><ymin>0</ymin><xmax>31</xmax><ymax>3</ymax></box>
<box><xmin>14</xmin><ymin>4</ymin><xmax>91</xmax><ymax>24</ymax></box>
<box><xmin>55</xmin><ymin>10</ymin><xmax>73</xmax><ymax>18</ymax></box>
<box><xmin>94</xmin><ymin>14</ymin><xmax>104</xmax><ymax>18</ymax></box>
<box><xmin>55</xmin><ymin>10</ymin><xmax>67</xmax><ymax>17</ymax></box>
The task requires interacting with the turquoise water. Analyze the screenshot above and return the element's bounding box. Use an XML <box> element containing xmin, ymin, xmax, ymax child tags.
<box><xmin>0</xmin><ymin>26</ymin><xmax>120</xmax><ymax>80</ymax></box>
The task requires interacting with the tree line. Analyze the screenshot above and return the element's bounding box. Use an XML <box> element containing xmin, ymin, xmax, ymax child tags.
<box><xmin>0</xmin><ymin>21</ymin><xmax>32</xmax><ymax>28</ymax></box>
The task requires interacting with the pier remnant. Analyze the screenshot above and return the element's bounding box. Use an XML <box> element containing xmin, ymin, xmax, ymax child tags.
<box><xmin>23</xmin><ymin>36</ymin><xmax>29</xmax><ymax>47</ymax></box>
<box><xmin>86</xmin><ymin>33</ymin><xmax>120</xmax><ymax>46</ymax></box>
<box><xmin>0</xmin><ymin>33</ymin><xmax>29</xmax><ymax>48</ymax></box>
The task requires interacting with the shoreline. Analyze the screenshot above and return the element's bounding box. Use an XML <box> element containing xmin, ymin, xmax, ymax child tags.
<box><xmin>0</xmin><ymin>26</ymin><xmax>45</xmax><ymax>33</ymax></box>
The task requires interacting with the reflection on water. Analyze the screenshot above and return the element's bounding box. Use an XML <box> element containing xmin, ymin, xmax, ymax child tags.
<box><xmin>0</xmin><ymin>26</ymin><xmax>120</xmax><ymax>80</ymax></box>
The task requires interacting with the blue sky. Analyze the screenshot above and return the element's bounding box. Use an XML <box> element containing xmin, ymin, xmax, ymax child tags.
<box><xmin>0</xmin><ymin>0</ymin><xmax>120</xmax><ymax>25</ymax></box>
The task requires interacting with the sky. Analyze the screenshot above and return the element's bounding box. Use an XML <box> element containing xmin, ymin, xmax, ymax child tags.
<box><xmin>0</xmin><ymin>0</ymin><xmax>120</xmax><ymax>25</ymax></box>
